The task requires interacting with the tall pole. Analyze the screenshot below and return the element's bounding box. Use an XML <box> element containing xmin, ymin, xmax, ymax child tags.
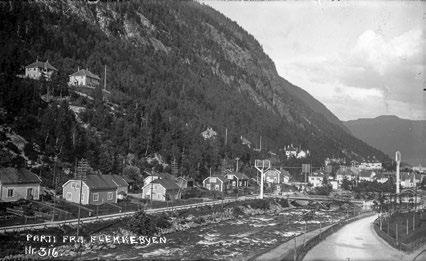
<box><xmin>260</xmin><ymin>169</ymin><xmax>264</xmax><ymax>199</ymax></box>
<box><xmin>225</xmin><ymin>128</ymin><xmax>228</xmax><ymax>146</ymax></box>
<box><xmin>396</xmin><ymin>151</ymin><xmax>401</xmax><ymax>203</ymax></box>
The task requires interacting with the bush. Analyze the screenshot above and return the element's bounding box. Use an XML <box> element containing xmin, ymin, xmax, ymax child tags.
<box><xmin>128</xmin><ymin>210</ymin><xmax>158</xmax><ymax>237</ymax></box>
<box><xmin>155</xmin><ymin>214</ymin><xmax>172</xmax><ymax>229</ymax></box>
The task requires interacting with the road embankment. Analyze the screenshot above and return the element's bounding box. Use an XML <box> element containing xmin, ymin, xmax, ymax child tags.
<box><xmin>248</xmin><ymin>211</ymin><xmax>375</xmax><ymax>261</ymax></box>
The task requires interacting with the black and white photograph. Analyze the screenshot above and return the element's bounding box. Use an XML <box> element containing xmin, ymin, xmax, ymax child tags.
<box><xmin>0</xmin><ymin>0</ymin><xmax>425</xmax><ymax>260</ymax></box>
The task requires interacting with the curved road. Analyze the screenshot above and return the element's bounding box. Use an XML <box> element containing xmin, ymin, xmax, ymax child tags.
<box><xmin>304</xmin><ymin>214</ymin><xmax>416</xmax><ymax>261</ymax></box>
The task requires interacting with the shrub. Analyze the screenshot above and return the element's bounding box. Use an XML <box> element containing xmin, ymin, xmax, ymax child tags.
<box><xmin>128</xmin><ymin>210</ymin><xmax>158</xmax><ymax>237</ymax></box>
<box><xmin>155</xmin><ymin>214</ymin><xmax>172</xmax><ymax>229</ymax></box>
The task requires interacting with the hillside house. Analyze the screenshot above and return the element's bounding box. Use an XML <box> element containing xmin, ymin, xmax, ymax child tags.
<box><xmin>201</xmin><ymin>127</ymin><xmax>217</xmax><ymax>140</ymax></box>
<box><xmin>0</xmin><ymin>168</ymin><xmax>41</xmax><ymax>202</ymax></box>
<box><xmin>68</xmin><ymin>68</ymin><xmax>100</xmax><ymax>88</ymax></box>
<box><xmin>308</xmin><ymin>172</ymin><xmax>324</xmax><ymax>188</ymax></box>
<box><xmin>223</xmin><ymin>172</ymin><xmax>249</xmax><ymax>189</ymax></box>
<box><xmin>203</xmin><ymin>175</ymin><xmax>227</xmax><ymax>192</ymax></box>
<box><xmin>111</xmin><ymin>175</ymin><xmax>129</xmax><ymax>199</ymax></box>
<box><xmin>329</xmin><ymin>180</ymin><xmax>339</xmax><ymax>190</ymax></box>
<box><xmin>25</xmin><ymin>60</ymin><xmax>58</xmax><ymax>80</ymax></box>
<box><xmin>62</xmin><ymin>175</ymin><xmax>128</xmax><ymax>205</ymax></box>
<box><xmin>358</xmin><ymin>161</ymin><xmax>382</xmax><ymax>170</ymax></box>
<box><xmin>142</xmin><ymin>178</ymin><xmax>181</xmax><ymax>201</ymax></box>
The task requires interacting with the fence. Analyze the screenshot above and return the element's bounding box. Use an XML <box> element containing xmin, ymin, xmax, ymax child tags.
<box><xmin>286</xmin><ymin>211</ymin><xmax>375</xmax><ymax>261</ymax></box>
<box><xmin>0</xmin><ymin>195</ymin><xmax>257</xmax><ymax>233</ymax></box>
<box><xmin>373</xmin><ymin>209</ymin><xmax>426</xmax><ymax>252</ymax></box>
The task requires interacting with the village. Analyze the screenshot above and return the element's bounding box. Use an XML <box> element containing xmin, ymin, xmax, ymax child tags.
<box><xmin>0</xmin><ymin>59</ymin><xmax>424</xmax><ymax>224</ymax></box>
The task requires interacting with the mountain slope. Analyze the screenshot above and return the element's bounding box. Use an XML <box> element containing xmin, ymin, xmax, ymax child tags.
<box><xmin>344</xmin><ymin>115</ymin><xmax>426</xmax><ymax>166</ymax></box>
<box><xmin>0</xmin><ymin>0</ymin><xmax>391</xmax><ymax>181</ymax></box>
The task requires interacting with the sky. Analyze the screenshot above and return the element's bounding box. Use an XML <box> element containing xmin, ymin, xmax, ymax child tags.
<box><xmin>203</xmin><ymin>1</ymin><xmax>425</xmax><ymax>121</ymax></box>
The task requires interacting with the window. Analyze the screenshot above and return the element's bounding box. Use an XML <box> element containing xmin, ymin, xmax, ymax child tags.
<box><xmin>215</xmin><ymin>184</ymin><xmax>220</xmax><ymax>191</ymax></box>
<box><xmin>7</xmin><ymin>189</ymin><xmax>13</xmax><ymax>198</ymax></box>
<box><xmin>206</xmin><ymin>184</ymin><xmax>211</xmax><ymax>190</ymax></box>
<box><xmin>107</xmin><ymin>192</ymin><xmax>113</xmax><ymax>200</ymax></box>
<box><xmin>93</xmin><ymin>193</ymin><xmax>99</xmax><ymax>201</ymax></box>
<box><xmin>66</xmin><ymin>192</ymin><xmax>72</xmax><ymax>200</ymax></box>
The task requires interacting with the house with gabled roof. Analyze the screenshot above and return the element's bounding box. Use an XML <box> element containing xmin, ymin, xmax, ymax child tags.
<box><xmin>25</xmin><ymin>60</ymin><xmax>58</xmax><ymax>80</ymax></box>
<box><xmin>264</xmin><ymin>169</ymin><xmax>290</xmax><ymax>185</ymax></box>
<box><xmin>143</xmin><ymin>171</ymin><xmax>176</xmax><ymax>186</ymax></box>
<box><xmin>203</xmin><ymin>175</ymin><xmax>227</xmax><ymax>192</ymax></box>
<box><xmin>62</xmin><ymin>174</ymin><xmax>128</xmax><ymax>205</ymax></box>
<box><xmin>0</xmin><ymin>168</ymin><xmax>42</xmax><ymax>202</ymax></box>
<box><xmin>400</xmin><ymin>172</ymin><xmax>421</xmax><ymax>188</ymax></box>
<box><xmin>336</xmin><ymin>167</ymin><xmax>357</xmax><ymax>183</ymax></box>
<box><xmin>68</xmin><ymin>67</ymin><xmax>100</xmax><ymax>88</ymax></box>
<box><xmin>142</xmin><ymin>178</ymin><xmax>181</xmax><ymax>201</ymax></box>
<box><xmin>223</xmin><ymin>171</ymin><xmax>249</xmax><ymax>188</ymax></box>
<box><xmin>308</xmin><ymin>171</ymin><xmax>325</xmax><ymax>188</ymax></box>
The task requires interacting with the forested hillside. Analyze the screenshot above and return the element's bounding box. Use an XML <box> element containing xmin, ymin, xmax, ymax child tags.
<box><xmin>0</xmin><ymin>0</ymin><xmax>391</xmax><ymax>184</ymax></box>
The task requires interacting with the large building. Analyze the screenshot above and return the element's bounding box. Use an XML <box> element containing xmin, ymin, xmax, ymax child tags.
<box><xmin>68</xmin><ymin>68</ymin><xmax>100</xmax><ymax>88</ymax></box>
<box><xmin>62</xmin><ymin>175</ymin><xmax>128</xmax><ymax>205</ymax></box>
<box><xmin>25</xmin><ymin>60</ymin><xmax>58</xmax><ymax>80</ymax></box>
<box><xmin>358</xmin><ymin>161</ymin><xmax>382</xmax><ymax>170</ymax></box>
<box><xmin>0</xmin><ymin>168</ymin><xmax>42</xmax><ymax>202</ymax></box>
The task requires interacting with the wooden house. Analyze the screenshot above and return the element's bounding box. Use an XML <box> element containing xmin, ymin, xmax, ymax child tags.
<box><xmin>25</xmin><ymin>60</ymin><xmax>57</xmax><ymax>80</ymax></box>
<box><xmin>203</xmin><ymin>175</ymin><xmax>227</xmax><ymax>192</ymax></box>
<box><xmin>308</xmin><ymin>172</ymin><xmax>324</xmax><ymax>188</ymax></box>
<box><xmin>223</xmin><ymin>172</ymin><xmax>249</xmax><ymax>189</ymax></box>
<box><xmin>62</xmin><ymin>175</ymin><xmax>128</xmax><ymax>205</ymax></box>
<box><xmin>0</xmin><ymin>168</ymin><xmax>41</xmax><ymax>202</ymax></box>
<box><xmin>68</xmin><ymin>68</ymin><xmax>100</xmax><ymax>88</ymax></box>
<box><xmin>142</xmin><ymin>178</ymin><xmax>181</xmax><ymax>201</ymax></box>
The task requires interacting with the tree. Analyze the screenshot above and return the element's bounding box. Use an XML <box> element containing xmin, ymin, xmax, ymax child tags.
<box><xmin>128</xmin><ymin>210</ymin><xmax>158</xmax><ymax>237</ymax></box>
<box><xmin>341</xmin><ymin>177</ymin><xmax>352</xmax><ymax>191</ymax></box>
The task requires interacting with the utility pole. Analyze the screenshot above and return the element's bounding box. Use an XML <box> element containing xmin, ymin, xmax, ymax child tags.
<box><xmin>396</xmin><ymin>151</ymin><xmax>401</xmax><ymax>204</ymax></box>
<box><xmin>76</xmin><ymin>159</ymin><xmax>88</xmax><ymax>239</ymax></box>
<box><xmin>255</xmin><ymin>160</ymin><xmax>270</xmax><ymax>199</ymax></box>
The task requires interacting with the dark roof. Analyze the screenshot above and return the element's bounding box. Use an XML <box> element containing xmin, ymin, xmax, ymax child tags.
<box><xmin>224</xmin><ymin>172</ymin><xmax>249</xmax><ymax>180</ymax></box>
<box><xmin>112</xmin><ymin>175</ymin><xmax>129</xmax><ymax>187</ymax></box>
<box><xmin>205</xmin><ymin>175</ymin><xmax>227</xmax><ymax>183</ymax></box>
<box><xmin>70</xmin><ymin>68</ymin><xmax>100</xmax><ymax>80</ymax></box>
<box><xmin>84</xmin><ymin>175</ymin><xmax>119</xmax><ymax>190</ymax></box>
<box><xmin>25</xmin><ymin>60</ymin><xmax>58</xmax><ymax>71</ymax></box>
<box><xmin>336</xmin><ymin>168</ymin><xmax>356</xmax><ymax>176</ymax></box>
<box><xmin>152</xmin><ymin>178</ymin><xmax>180</xmax><ymax>190</ymax></box>
<box><xmin>0</xmin><ymin>168</ymin><xmax>41</xmax><ymax>184</ymax></box>
<box><xmin>121</xmin><ymin>175</ymin><xmax>135</xmax><ymax>183</ymax></box>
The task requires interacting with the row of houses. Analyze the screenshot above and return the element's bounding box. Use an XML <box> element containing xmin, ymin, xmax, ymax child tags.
<box><xmin>24</xmin><ymin>60</ymin><xmax>101</xmax><ymax>88</ymax></box>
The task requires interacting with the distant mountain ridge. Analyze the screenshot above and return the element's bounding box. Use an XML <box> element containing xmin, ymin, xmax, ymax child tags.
<box><xmin>344</xmin><ymin>115</ymin><xmax>426</xmax><ymax>166</ymax></box>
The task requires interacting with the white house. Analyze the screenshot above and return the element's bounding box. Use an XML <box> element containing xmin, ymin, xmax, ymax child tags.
<box><xmin>142</xmin><ymin>179</ymin><xmax>181</xmax><ymax>201</ymax></box>
<box><xmin>25</xmin><ymin>60</ymin><xmax>57</xmax><ymax>80</ymax></box>
<box><xmin>68</xmin><ymin>68</ymin><xmax>100</xmax><ymax>88</ymax></box>
<box><xmin>336</xmin><ymin>167</ymin><xmax>357</xmax><ymax>183</ymax></box>
<box><xmin>308</xmin><ymin>172</ymin><xmax>324</xmax><ymax>188</ymax></box>
<box><xmin>358</xmin><ymin>161</ymin><xmax>382</xmax><ymax>170</ymax></box>
<box><xmin>201</xmin><ymin>127</ymin><xmax>217</xmax><ymax>140</ymax></box>
<box><xmin>329</xmin><ymin>180</ymin><xmax>339</xmax><ymax>190</ymax></box>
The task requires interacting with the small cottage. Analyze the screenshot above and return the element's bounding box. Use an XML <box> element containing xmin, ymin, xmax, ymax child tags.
<box><xmin>68</xmin><ymin>68</ymin><xmax>100</xmax><ymax>88</ymax></box>
<box><xmin>142</xmin><ymin>178</ymin><xmax>181</xmax><ymax>201</ymax></box>
<box><xmin>143</xmin><ymin>171</ymin><xmax>176</xmax><ymax>186</ymax></box>
<box><xmin>203</xmin><ymin>175</ymin><xmax>227</xmax><ymax>192</ymax></box>
<box><xmin>223</xmin><ymin>172</ymin><xmax>249</xmax><ymax>188</ymax></box>
<box><xmin>25</xmin><ymin>60</ymin><xmax>57</xmax><ymax>80</ymax></box>
<box><xmin>308</xmin><ymin>172</ymin><xmax>324</xmax><ymax>188</ymax></box>
<box><xmin>0</xmin><ymin>168</ymin><xmax>42</xmax><ymax>202</ymax></box>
